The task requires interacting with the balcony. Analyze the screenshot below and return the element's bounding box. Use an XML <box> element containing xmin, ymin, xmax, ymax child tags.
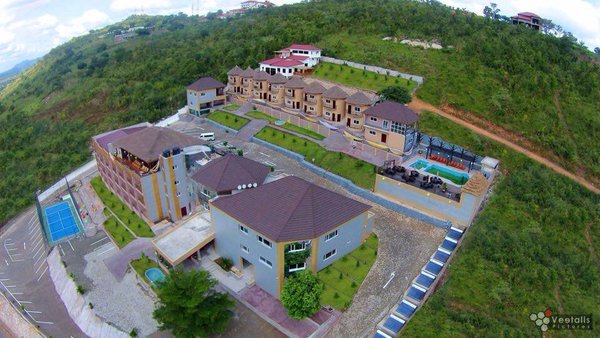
<box><xmin>285</xmin><ymin>90</ymin><xmax>295</xmax><ymax>98</ymax></box>
<box><xmin>323</xmin><ymin>100</ymin><xmax>337</xmax><ymax>109</ymax></box>
<box><xmin>304</xmin><ymin>95</ymin><xmax>317</xmax><ymax>103</ymax></box>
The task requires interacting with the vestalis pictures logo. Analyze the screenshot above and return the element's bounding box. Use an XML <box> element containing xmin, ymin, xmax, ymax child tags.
<box><xmin>530</xmin><ymin>307</ymin><xmax>593</xmax><ymax>332</ymax></box>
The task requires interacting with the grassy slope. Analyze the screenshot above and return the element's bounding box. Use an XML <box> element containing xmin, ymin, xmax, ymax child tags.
<box><xmin>312</xmin><ymin>62</ymin><xmax>418</xmax><ymax>92</ymax></box>
<box><xmin>207</xmin><ymin>111</ymin><xmax>249</xmax><ymax>130</ymax></box>
<box><xmin>246</xmin><ymin>110</ymin><xmax>325</xmax><ymax>140</ymax></box>
<box><xmin>256</xmin><ymin>127</ymin><xmax>375</xmax><ymax>189</ymax></box>
<box><xmin>402</xmin><ymin>112</ymin><xmax>600</xmax><ymax>337</ymax></box>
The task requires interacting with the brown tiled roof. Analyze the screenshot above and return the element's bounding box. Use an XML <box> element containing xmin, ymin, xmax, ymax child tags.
<box><xmin>253</xmin><ymin>70</ymin><xmax>270</xmax><ymax>81</ymax></box>
<box><xmin>191</xmin><ymin>154</ymin><xmax>270</xmax><ymax>193</ymax></box>
<box><xmin>240</xmin><ymin>67</ymin><xmax>256</xmax><ymax>78</ymax></box>
<box><xmin>284</xmin><ymin>76</ymin><xmax>306</xmax><ymax>89</ymax></box>
<box><xmin>227</xmin><ymin>66</ymin><xmax>243</xmax><ymax>76</ymax></box>
<box><xmin>303</xmin><ymin>81</ymin><xmax>327</xmax><ymax>94</ymax></box>
<box><xmin>268</xmin><ymin>73</ymin><xmax>288</xmax><ymax>84</ymax></box>
<box><xmin>322</xmin><ymin>85</ymin><xmax>348</xmax><ymax>99</ymax></box>
<box><xmin>112</xmin><ymin>127</ymin><xmax>203</xmax><ymax>163</ymax></box>
<box><xmin>363</xmin><ymin>101</ymin><xmax>418</xmax><ymax>124</ymax></box>
<box><xmin>94</xmin><ymin>123</ymin><xmax>151</xmax><ymax>152</ymax></box>
<box><xmin>461</xmin><ymin>172</ymin><xmax>488</xmax><ymax>196</ymax></box>
<box><xmin>211</xmin><ymin>176</ymin><xmax>371</xmax><ymax>242</ymax></box>
<box><xmin>346</xmin><ymin>91</ymin><xmax>374</xmax><ymax>105</ymax></box>
<box><xmin>187</xmin><ymin>77</ymin><xmax>225</xmax><ymax>91</ymax></box>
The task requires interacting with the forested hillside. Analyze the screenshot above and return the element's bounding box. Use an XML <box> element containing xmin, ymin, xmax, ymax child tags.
<box><xmin>1</xmin><ymin>0</ymin><xmax>598</xmax><ymax>222</ymax></box>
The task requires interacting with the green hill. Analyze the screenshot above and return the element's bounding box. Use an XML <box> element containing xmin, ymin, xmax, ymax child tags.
<box><xmin>0</xmin><ymin>1</ymin><xmax>598</xmax><ymax>334</ymax></box>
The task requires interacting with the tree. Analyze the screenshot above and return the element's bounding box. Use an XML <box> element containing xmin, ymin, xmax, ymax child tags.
<box><xmin>378</xmin><ymin>85</ymin><xmax>412</xmax><ymax>104</ymax></box>
<box><xmin>153</xmin><ymin>269</ymin><xmax>234</xmax><ymax>338</ymax></box>
<box><xmin>280</xmin><ymin>270</ymin><xmax>322</xmax><ymax>319</ymax></box>
<box><xmin>483</xmin><ymin>3</ymin><xmax>500</xmax><ymax>21</ymax></box>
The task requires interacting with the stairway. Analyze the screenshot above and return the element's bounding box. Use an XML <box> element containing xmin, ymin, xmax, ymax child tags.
<box><xmin>235</xmin><ymin>119</ymin><xmax>268</xmax><ymax>141</ymax></box>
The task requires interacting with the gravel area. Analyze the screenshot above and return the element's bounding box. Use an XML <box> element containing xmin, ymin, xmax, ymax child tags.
<box><xmin>83</xmin><ymin>244</ymin><xmax>159</xmax><ymax>336</ymax></box>
<box><xmin>170</xmin><ymin>120</ymin><xmax>447</xmax><ymax>336</ymax></box>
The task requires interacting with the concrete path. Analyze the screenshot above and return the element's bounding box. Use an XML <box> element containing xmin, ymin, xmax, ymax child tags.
<box><xmin>408</xmin><ymin>97</ymin><xmax>600</xmax><ymax>194</ymax></box>
<box><xmin>236</xmin><ymin>119</ymin><xmax>268</xmax><ymax>142</ymax></box>
<box><xmin>103</xmin><ymin>238</ymin><xmax>156</xmax><ymax>281</ymax></box>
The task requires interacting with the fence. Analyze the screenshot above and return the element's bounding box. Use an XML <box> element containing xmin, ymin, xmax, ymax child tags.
<box><xmin>320</xmin><ymin>56</ymin><xmax>424</xmax><ymax>85</ymax></box>
<box><xmin>252</xmin><ymin>137</ymin><xmax>450</xmax><ymax>229</ymax></box>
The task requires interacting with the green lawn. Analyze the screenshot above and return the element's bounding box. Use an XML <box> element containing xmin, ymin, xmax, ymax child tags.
<box><xmin>256</xmin><ymin>127</ymin><xmax>375</xmax><ymax>189</ymax></box>
<box><xmin>90</xmin><ymin>176</ymin><xmax>154</xmax><ymax>238</ymax></box>
<box><xmin>312</xmin><ymin>62</ymin><xmax>418</xmax><ymax>93</ymax></box>
<box><xmin>246</xmin><ymin>110</ymin><xmax>277</xmax><ymax>123</ymax></box>
<box><xmin>318</xmin><ymin>234</ymin><xmax>379</xmax><ymax>310</ymax></box>
<box><xmin>207</xmin><ymin>110</ymin><xmax>249</xmax><ymax>130</ymax></box>
<box><xmin>222</xmin><ymin>104</ymin><xmax>240</xmax><ymax>112</ymax></box>
<box><xmin>131</xmin><ymin>255</ymin><xmax>163</xmax><ymax>285</ymax></box>
<box><xmin>103</xmin><ymin>216</ymin><xmax>134</xmax><ymax>248</ymax></box>
<box><xmin>246</xmin><ymin>110</ymin><xmax>325</xmax><ymax>140</ymax></box>
<box><xmin>402</xmin><ymin>112</ymin><xmax>600</xmax><ymax>336</ymax></box>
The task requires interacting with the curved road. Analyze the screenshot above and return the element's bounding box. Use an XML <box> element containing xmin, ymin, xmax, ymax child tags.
<box><xmin>408</xmin><ymin>98</ymin><xmax>600</xmax><ymax>195</ymax></box>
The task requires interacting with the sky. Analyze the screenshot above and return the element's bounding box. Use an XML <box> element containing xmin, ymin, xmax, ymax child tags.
<box><xmin>0</xmin><ymin>0</ymin><xmax>599</xmax><ymax>72</ymax></box>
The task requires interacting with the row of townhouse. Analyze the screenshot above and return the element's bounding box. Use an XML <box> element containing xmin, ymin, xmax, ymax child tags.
<box><xmin>227</xmin><ymin>66</ymin><xmax>419</xmax><ymax>153</ymax></box>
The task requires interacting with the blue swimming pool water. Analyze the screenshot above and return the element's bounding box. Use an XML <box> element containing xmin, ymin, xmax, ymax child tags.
<box><xmin>145</xmin><ymin>268</ymin><xmax>166</xmax><ymax>286</ymax></box>
<box><xmin>44</xmin><ymin>200</ymin><xmax>81</xmax><ymax>243</ymax></box>
<box><xmin>408</xmin><ymin>159</ymin><xmax>470</xmax><ymax>185</ymax></box>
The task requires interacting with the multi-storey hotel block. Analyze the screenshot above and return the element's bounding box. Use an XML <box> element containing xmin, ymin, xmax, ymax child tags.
<box><xmin>93</xmin><ymin>124</ymin><xmax>203</xmax><ymax>223</ymax></box>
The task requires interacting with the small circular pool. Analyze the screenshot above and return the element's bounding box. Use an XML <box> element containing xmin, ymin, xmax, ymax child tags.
<box><xmin>145</xmin><ymin>268</ymin><xmax>166</xmax><ymax>286</ymax></box>
<box><xmin>274</xmin><ymin>119</ymin><xmax>285</xmax><ymax>126</ymax></box>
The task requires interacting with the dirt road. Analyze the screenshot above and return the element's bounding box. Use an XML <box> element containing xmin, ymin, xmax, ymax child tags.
<box><xmin>408</xmin><ymin>98</ymin><xmax>600</xmax><ymax>195</ymax></box>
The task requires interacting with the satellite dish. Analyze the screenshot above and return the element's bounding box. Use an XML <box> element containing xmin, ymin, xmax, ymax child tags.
<box><xmin>253</xmin><ymin>183</ymin><xmax>258</xmax><ymax>188</ymax></box>
<box><xmin>242</xmin><ymin>184</ymin><xmax>247</xmax><ymax>189</ymax></box>
<box><xmin>248</xmin><ymin>183</ymin><xmax>252</xmax><ymax>187</ymax></box>
<box><xmin>237</xmin><ymin>185</ymin><xmax>242</xmax><ymax>190</ymax></box>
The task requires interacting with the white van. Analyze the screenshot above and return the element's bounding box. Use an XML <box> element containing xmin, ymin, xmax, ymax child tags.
<box><xmin>199</xmin><ymin>132</ymin><xmax>215</xmax><ymax>141</ymax></box>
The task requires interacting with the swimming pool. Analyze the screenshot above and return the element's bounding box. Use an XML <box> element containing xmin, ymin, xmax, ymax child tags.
<box><xmin>145</xmin><ymin>268</ymin><xmax>166</xmax><ymax>286</ymax></box>
<box><xmin>409</xmin><ymin>159</ymin><xmax>470</xmax><ymax>185</ymax></box>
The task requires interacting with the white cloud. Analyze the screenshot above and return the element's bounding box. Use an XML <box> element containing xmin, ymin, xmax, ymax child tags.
<box><xmin>55</xmin><ymin>9</ymin><xmax>110</xmax><ymax>38</ymax></box>
<box><xmin>110</xmin><ymin>0</ymin><xmax>173</xmax><ymax>11</ymax></box>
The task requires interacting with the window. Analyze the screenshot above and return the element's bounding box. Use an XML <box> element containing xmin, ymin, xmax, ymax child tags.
<box><xmin>369</xmin><ymin>130</ymin><xmax>376</xmax><ymax>135</ymax></box>
<box><xmin>200</xmin><ymin>92</ymin><xmax>205</xmax><ymax>96</ymax></box>
<box><xmin>325</xmin><ymin>99</ymin><xmax>331</xmax><ymax>103</ymax></box>
<box><xmin>174</xmin><ymin>180</ymin><xmax>180</xmax><ymax>185</ymax></box>
<box><xmin>323</xmin><ymin>249</ymin><xmax>337</xmax><ymax>260</ymax></box>
<box><xmin>176</xmin><ymin>191</ymin><xmax>181</xmax><ymax>197</ymax></box>
<box><xmin>241</xmin><ymin>245</ymin><xmax>249</xmax><ymax>253</ymax></box>
<box><xmin>309</xmin><ymin>95</ymin><xmax>314</xmax><ymax>99</ymax></box>
<box><xmin>287</xmin><ymin>242</ymin><xmax>308</xmax><ymax>252</ymax></box>
<box><xmin>353</xmin><ymin>120</ymin><xmax>360</xmax><ymax>125</ymax></box>
<box><xmin>383</xmin><ymin>120</ymin><xmax>389</xmax><ymax>129</ymax></box>
<box><xmin>288</xmin><ymin>263</ymin><xmax>306</xmax><ymax>272</ymax></box>
<box><xmin>310</xmin><ymin>107</ymin><xmax>314</xmax><ymax>111</ymax></box>
<box><xmin>370</xmin><ymin>116</ymin><xmax>378</xmax><ymax>122</ymax></box>
<box><xmin>259</xmin><ymin>256</ymin><xmax>272</xmax><ymax>268</ymax></box>
<box><xmin>258</xmin><ymin>235</ymin><xmax>272</xmax><ymax>248</ymax></box>
<box><xmin>325</xmin><ymin>230</ymin><xmax>338</xmax><ymax>241</ymax></box>
<box><xmin>325</xmin><ymin>112</ymin><xmax>331</xmax><ymax>116</ymax></box>
<box><xmin>391</xmin><ymin>121</ymin><xmax>406</xmax><ymax>134</ymax></box>
<box><xmin>172</xmin><ymin>165</ymin><xmax>177</xmax><ymax>170</ymax></box>
<box><xmin>354</xmin><ymin>106</ymin><xmax>361</xmax><ymax>112</ymax></box>
<box><xmin>239</xmin><ymin>225</ymin><xmax>248</xmax><ymax>234</ymax></box>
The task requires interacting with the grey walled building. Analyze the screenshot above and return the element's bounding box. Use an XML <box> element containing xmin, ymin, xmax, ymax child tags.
<box><xmin>210</xmin><ymin>176</ymin><xmax>373</xmax><ymax>298</ymax></box>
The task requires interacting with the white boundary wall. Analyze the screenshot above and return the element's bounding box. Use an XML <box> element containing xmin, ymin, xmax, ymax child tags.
<box><xmin>320</xmin><ymin>56</ymin><xmax>424</xmax><ymax>84</ymax></box>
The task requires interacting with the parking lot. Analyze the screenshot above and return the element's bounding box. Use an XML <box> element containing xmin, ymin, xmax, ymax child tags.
<box><xmin>170</xmin><ymin>119</ymin><xmax>446</xmax><ymax>336</ymax></box>
<box><xmin>0</xmin><ymin>207</ymin><xmax>84</xmax><ymax>337</ymax></box>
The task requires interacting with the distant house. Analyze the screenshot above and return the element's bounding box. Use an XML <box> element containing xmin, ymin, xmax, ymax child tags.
<box><xmin>191</xmin><ymin>153</ymin><xmax>270</xmax><ymax>201</ymax></box>
<box><xmin>114</xmin><ymin>32</ymin><xmax>136</xmax><ymax>44</ymax></box>
<box><xmin>511</xmin><ymin>12</ymin><xmax>541</xmax><ymax>31</ymax></box>
<box><xmin>210</xmin><ymin>176</ymin><xmax>373</xmax><ymax>298</ymax></box>
<box><xmin>92</xmin><ymin>124</ymin><xmax>204</xmax><ymax>223</ymax></box>
<box><xmin>259</xmin><ymin>44</ymin><xmax>322</xmax><ymax>76</ymax></box>
<box><xmin>363</xmin><ymin>101</ymin><xmax>419</xmax><ymax>152</ymax></box>
<box><xmin>186</xmin><ymin>76</ymin><xmax>226</xmax><ymax>116</ymax></box>
<box><xmin>241</xmin><ymin>0</ymin><xmax>274</xmax><ymax>9</ymax></box>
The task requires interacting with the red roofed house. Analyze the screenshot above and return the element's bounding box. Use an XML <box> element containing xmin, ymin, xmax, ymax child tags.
<box><xmin>511</xmin><ymin>12</ymin><xmax>541</xmax><ymax>31</ymax></box>
<box><xmin>259</xmin><ymin>43</ymin><xmax>321</xmax><ymax>77</ymax></box>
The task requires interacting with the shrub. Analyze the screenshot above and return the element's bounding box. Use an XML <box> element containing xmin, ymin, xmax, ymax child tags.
<box><xmin>341</xmin><ymin>256</ymin><xmax>348</xmax><ymax>262</ymax></box>
<box><xmin>356</xmin><ymin>260</ymin><xmax>360</xmax><ymax>267</ymax></box>
<box><xmin>89</xmin><ymin>302</ymin><xmax>94</xmax><ymax>309</ymax></box>
<box><xmin>225</xmin><ymin>115</ymin><xmax>229</xmax><ymax>120</ymax></box>
<box><xmin>76</xmin><ymin>285</ymin><xmax>85</xmax><ymax>295</ymax></box>
<box><xmin>304</xmin><ymin>141</ymin><xmax>307</xmax><ymax>146</ymax></box>
<box><xmin>351</xmin><ymin>281</ymin><xmax>357</xmax><ymax>288</ymax></box>
<box><xmin>237</xmin><ymin>149</ymin><xmax>244</xmax><ymax>156</ymax></box>
<box><xmin>339</xmin><ymin>272</ymin><xmax>343</xmax><ymax>280</ymax></box>
<box><xmin>333</xmin><ymin>292</ymin><xmax>339</xmax><ymax>299</ymax></box>
<box><xmin>234</xmin><ymin>117</ymin><xmax>238</xmax><ymax>123</ymax></box>
<box><xmin>129</xmin><ymin>328</ymin><xmax>138</xmax><ymax>337</ymax></box>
